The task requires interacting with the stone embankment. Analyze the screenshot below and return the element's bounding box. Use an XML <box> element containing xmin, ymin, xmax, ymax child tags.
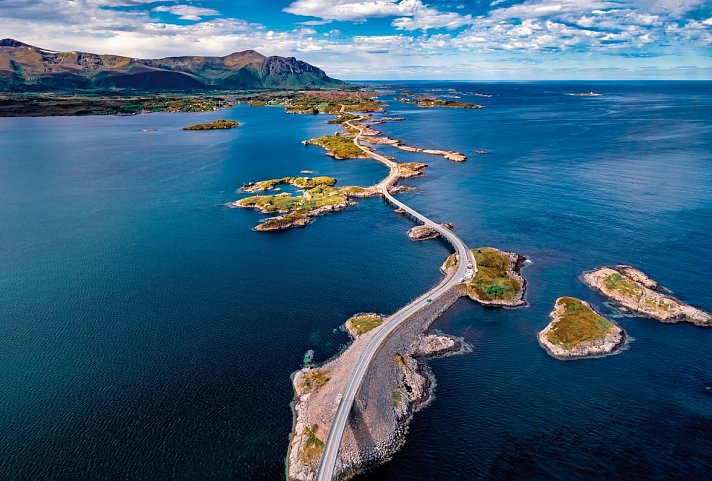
<box><xmin>287</xmin><ymin>287</ymin><xmax>466</xmax><ymax>481</ymax></box>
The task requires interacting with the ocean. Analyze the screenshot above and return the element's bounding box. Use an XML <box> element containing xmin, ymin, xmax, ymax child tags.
<box><xmin>0</xmin><ymin>82</ymin><xmax>710</xmax><ymax>480</ymax></box>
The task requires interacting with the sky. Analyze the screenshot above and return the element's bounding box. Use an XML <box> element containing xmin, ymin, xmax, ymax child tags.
<box><xmin>0</xmin><ymin>0</ymin><xmax>711</xmax><ymax>79</ymax></box>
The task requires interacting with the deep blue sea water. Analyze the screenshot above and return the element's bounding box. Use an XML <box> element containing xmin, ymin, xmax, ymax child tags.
<box><xmin>1</xmin><ymin>82</ymin><xmax>710</xmax><ymax>481</ymax></box>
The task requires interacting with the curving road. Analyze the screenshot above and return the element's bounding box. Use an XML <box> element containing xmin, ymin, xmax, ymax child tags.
<box><xmin>315</xmin><ymin>118</ymin><xmax>475</xmax><ymax>481</ymax></box>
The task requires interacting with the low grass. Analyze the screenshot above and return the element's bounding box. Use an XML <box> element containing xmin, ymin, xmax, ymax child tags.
<box><xmin>546</xmin><ymin>297</ymin><xmax>615</xmax><ymax>350</ymax></box>
<box><xmin>238</xmin><ymin>186</ymin><xmax>347</xmax><ymax>214</ymax></box>
<box><xmin>246</xmin><ymin>176</ymin><xmax>336</xmax><ymax>192</ymax></box>
<box><xmin>301</xmin><ymin>424</ymin><xmax>325</xmax><ymax>464</ymax></box>
<box><xmin>603</xmin><ymin>272</ymin><xmax>642</xmax><ymax>298</ymax></box>
<box><xmin>182</xmin><ymin>119</ymin><xmax>239</xmax><ymax>130</ymax></box>
<box><xmin>395</xmin><ymin>353</ymin><xmax>407</xmax><ymax>367</ymax></box>
<box><xmin>301</xmin><ymin>369</ymin><xmax>330</xmax><ymax>394</ymax></box>
<box><xmin>347</xmin><ymin>314</ymin><xmax>382</xmax><ymax>336</ymax></box>
<box><xmin>391</xmin><ymin>388</ymin><xmax>402</xmax><ymax>408</ymax></box>
<box><xmin>310</xmin><ymin>135</ymin><xmax>367</xmax><ymax>159</ymax></box>
<box><xmin>442</xmin><ymin>253</ymin><xmax>458</xmax><ymax>272</ymax></box>
<box><xmin>467</xmin><ymin>248</ymin><xmax>520</xmax><ymax>301</ymax></box>
<box><xmin>339</xmin><ymin>185</ymin><xmax>372</xmax><ymax>196</ymax></box>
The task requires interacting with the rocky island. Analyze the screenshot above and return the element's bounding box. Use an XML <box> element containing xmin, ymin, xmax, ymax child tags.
<box><xmin>582</xmin><ymin>265</ymin><xmax>711</xmax><ymax>326</ymax></box>
<box><xmin>182</xmin><ymin>119</ymin><xmax>239</xmax><ymax>130</ymax></box>
<box><xmin>538</xmin><ymin>297</ymin><xmax>626</xmax><ymax>359</ymax></box>
<box><xmin>407</xmin><ymin>225</ymin><xmax>440</xmax><ymax>241</ymax></box>
<box><xmin>228</xmin><ymin>176</ymin><xmax>363</xmax><ymax>231</ymax></box>
<box><xmin>442</xmin><ymin>247</ymin><xmax>527</xmax><ymax>307</ymax></box>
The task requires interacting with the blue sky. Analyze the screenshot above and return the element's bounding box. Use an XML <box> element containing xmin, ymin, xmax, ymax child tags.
<box><xmin>1</xmin><ymin>0</ymin><xmax>710</xmax><ymax>79</ymax></box>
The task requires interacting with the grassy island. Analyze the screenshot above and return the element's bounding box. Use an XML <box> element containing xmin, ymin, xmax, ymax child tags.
<box><xmin>242</xmin><ymin>176</ymin><xmax>336</xmax><ymax>192</ymax></box>
<box><xmin>467</xmin><ymin>248</ymin><xmax>524</xmax><ymax>305</ymax></box>
<box><xmin>443</xmin><ymin>247</ymin><xmax>526</xmax><ymax>306</ymax></box>
<box><xmin>230</xmin><ymin>175</ymin><xmax>383</xmax><ymax>231</ymax></box>
<box><xmin>182</xmin><ymin>119</ymin><xmax>239</xmax><ymax>130</ymax></box>
<box><xmin>308</xmin><ymin>135</ymin><xmax>368</xmax><ymax>159</ymax></box>
<box><xmin>345</xmin><ymin>313</ymin><xmax>383</xmax><ymax>337</ymax></box>
<box><xmin>538</xmin><ymin>297</ymin><xmax>625</xmax><ymax>359</ymax></box>
<box><xmin>398</xmin><ymin>97</ymin><xmax>485</xmax><ymax>109</ymax></box>
<box><xmin>237</xmin><ymin>185</ymin><xmax>348</xmax><ymax>213</ymax></box>
<box><xmin>582</xmin><ymin>266</ymin><xmax>711</xmax><ymax>326</ymax></box>
<box><xmin>545</xmin><ymin>297</ymin><xmax>616</xmax><ymax>348</ymax></box>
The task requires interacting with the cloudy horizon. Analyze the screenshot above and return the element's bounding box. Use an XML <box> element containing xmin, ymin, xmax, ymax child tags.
<box><xmin>1</xmin><ymin>0</ymin><xmax>710</xmax><ymax>80</ymax></box>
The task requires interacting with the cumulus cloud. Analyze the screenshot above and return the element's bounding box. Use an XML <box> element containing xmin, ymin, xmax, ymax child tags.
<box><xmin>0</xmin><ymin>0</ymin><xmax>709</xmax><ymax>79</ymax></box>
<box><xmin>153</xmin><ymin>5</ymin><xmax>220</xmax><ymax>21</ymax></box>
<box><xmin>284</xmin><ymin>0</ymin><xmax>472</xmax><ymax>31</ymax></box>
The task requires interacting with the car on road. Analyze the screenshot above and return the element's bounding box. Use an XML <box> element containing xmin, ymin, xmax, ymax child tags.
<box><xmin>426</xmin><ymin>298</ymin><xmax>432</xmax><ymax>303</ymax></box>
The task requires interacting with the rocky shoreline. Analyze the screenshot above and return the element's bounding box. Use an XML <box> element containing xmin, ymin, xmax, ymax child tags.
<box><xmin>582</xmin><ymin>265</ymin><xmax>711</xmax><ymax>327</ymax></box>
<box><xmin>407</xmin><ymin>225</ymin><xmax>440</xmax><ymax>241</ymax></box>
<box><xmin>538</xmin><ymin>297</ymin><xmax>627</xmax><ymax>360</ymax></box>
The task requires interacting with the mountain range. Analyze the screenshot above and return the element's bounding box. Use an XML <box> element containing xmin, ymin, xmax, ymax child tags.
<box><xmin>0</xmin><ymin>39</ymin><xmax>343</xmax><ymax>91</ymax></box>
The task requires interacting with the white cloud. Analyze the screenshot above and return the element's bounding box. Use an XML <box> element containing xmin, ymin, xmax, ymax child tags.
<box><xmin>153</xmin><ymin>5</ymin><xmax>220</xmax><ymax>21</ymax></box>
<box><xmin>284</xmin><ymin>0</ymin><xmax>472</xmax><ymax>31</ymax></box>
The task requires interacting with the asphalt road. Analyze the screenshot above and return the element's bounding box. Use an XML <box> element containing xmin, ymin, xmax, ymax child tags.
<box><xmin>315</xmin><ymin>119</ymin><xmax>475</xmax><ymax>481</ymax></box>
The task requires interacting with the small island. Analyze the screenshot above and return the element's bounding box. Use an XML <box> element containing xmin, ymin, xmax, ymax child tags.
<box><xmin>181</xmin><ymin>119</ymin><xmax>239</xmax><ymax>130</ymax></box>
<box><xmin>344</xmin><ymin>313</ymin><xmax>384</xmax><ymax>337</ymax></box>
<box><xmin>228</xmin><ymin>175</ymin><xmax>379</xmax><ymax>231</ymax></box>
<box><xmin>538</xmin><ymin>297</ymin><xmax>626</xmax><ymax>360</ymax></box>
<box><xmin>407</xmin><ymin>225</ymin><xmax>440</xmax><ymax>241</ymax></box>
<box><xmin>397</xmin><ymin>97</ymin><xmax>485</xmax><ymax>109</ymax></box>
<box><xmin>443</xmin><ymin>247</ymin><xmax>527</xmax><ymax>307</ymax></box>
<box><xmin>582</xmin><ymin>265</ymin><xmax>711</xmax><ymax>327</ymax></box>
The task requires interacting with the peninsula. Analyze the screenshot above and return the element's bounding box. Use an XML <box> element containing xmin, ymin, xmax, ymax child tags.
<box><xmin>582</xmin><ymin>265</ymin><xmax>711</xmax><ymax>327</ymax></box>
<box><xmin>538</xmin><ymin>297</ymin><xmax>626</xmax><ymax>360</ymax></box>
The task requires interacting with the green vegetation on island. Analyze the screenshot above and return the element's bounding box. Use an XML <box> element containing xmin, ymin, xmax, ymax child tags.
<box><xmin>545</xmin><ymin>297</ymin><xmax>616</xmax><ymax>349</ymax></box>
<box><xmin>468</xmin><ymin>248</ymin><xmax>525</xmax><ymax>305</ymax></box>
<box><xmin>230</xmin><ymin>175</ymin><xmax>383</xmax><ymax>231</ymax></box>
<box><xmin>242</xmin><ymin>176</ymin><xmax>337</xmax><ymax>192</ymax></box>
<box><xmin>582</xmin><ymin>266</ymin><xmax>712</xmax><ymax>326</ymax></box>
<box><xmin>308</xmin><ymin>135</ymin><xmax>369</xmax><ymax>159</ymax></box>
<box><xmin>538</xmin><ymin>297</ymin><xmax>625</xmax><ymax>359</ymax></box>
<box><xmin>301</xmin><ymin>369</ymin><xmax>330</xmax><ymax>394</ymax></box>
<box><xmin>182</xmin><ymin>119</ymin><xmax>239</xmax><ymax>130</ymax></box>
<box><xmin>345</xmin><ymin>313</ymin><xmax>383</xmax><ymax>336</ymax></box>
<box><xmin>398</xmin><ymin>97</ymin><xmax>485</xmax><ymax>109</ymax></box>
<box><xmin>300</xmin><ymin>424</ymin><xmax>325</xmax><ymax>464</ymax></box>
<box><xmin>442</xmin><ymin>247</ymin><xmax>526</xmax><ymax>306</ymax></box>
<box><xmin>236</xmin><ymin>185</ymin><xmax>348</xmax><ymax>214</ymax></box>
<box><xmin>391</xmin><ymin>388</ymin><xmax>403</xmax><ymax>407</ymax></box>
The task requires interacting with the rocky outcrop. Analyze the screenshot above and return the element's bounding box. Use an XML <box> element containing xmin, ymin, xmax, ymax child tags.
<box><xmin>407</xmin><ymin>225</ymin><xmax>440</xmax><ymax>241</ymax></box>
<box><xmin>582</xmin><ymin>266</ymin><xmax>711</xmax><ymax>327</ymax></box>
<box><xmin>538</xmin><ymin>297</ymin><xmax>627</xmax><ymax>360</ymax></box>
